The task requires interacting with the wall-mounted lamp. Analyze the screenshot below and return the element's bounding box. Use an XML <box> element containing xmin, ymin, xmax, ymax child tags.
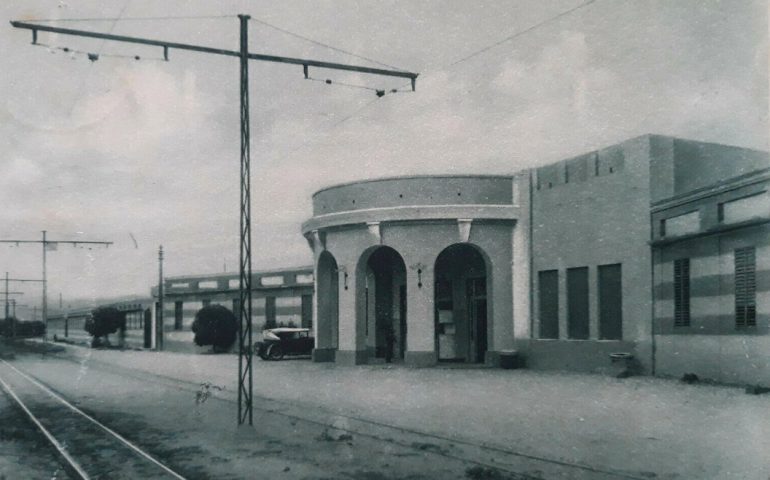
<box><xmin>409</xmin><ymin>263</ymin><xmax>426</xmax><ymax>288</ymax></box>
<box><xmin>336</xmin><ymin>266</ymin><xmax>348</xmax><ymax>290</ymax></box>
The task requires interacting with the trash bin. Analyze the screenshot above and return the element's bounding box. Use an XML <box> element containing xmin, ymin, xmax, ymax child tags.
<box><xmin>499</xmin><ymin>350</ymin><xmax>519</xmax><ymax>369</ymax></box>
<box><xmin>609</xmin><ymin>352</ymin><xmax>634</xmax><ymax>378</ymax></box>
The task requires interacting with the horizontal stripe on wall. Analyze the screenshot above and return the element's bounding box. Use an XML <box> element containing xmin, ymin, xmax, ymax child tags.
<box><xmin>655</xmin><ymin>314</ymin><xmax>769</xmax><ymax>335</ymax></box>
<box><xmin>655</xmin><ymin>271</ymin><xmax>770</xmax><ymax>299</ymax></box>
<box><xmin>163</xmin><ymin>308</ymin><xmax>302</xmax><ymax>319</ymax></box>
<box><xmin>653</xmin><ymin>226</ymin><xmax>770</xmax><ymax>264</ymax></box>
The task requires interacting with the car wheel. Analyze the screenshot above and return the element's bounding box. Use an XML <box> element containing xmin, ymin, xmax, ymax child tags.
<box><xmin>266</xmin><ymin>344</ymin><xmax>284</xmax><ymax>361</ymax></box>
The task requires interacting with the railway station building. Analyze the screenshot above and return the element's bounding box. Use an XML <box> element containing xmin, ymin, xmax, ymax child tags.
<box><xmin>302</xmin><ymin>134</ymin><xmax>770</xmax><ymax>384</ymax></box>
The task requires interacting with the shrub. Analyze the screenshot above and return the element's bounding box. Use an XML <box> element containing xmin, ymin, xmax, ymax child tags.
<box><xmin>0</xmin><ymin>318</ymin><xmax>45</xmax><ymax>337</ymax></box>
<box><xmin>18</xmin><ymin>320</ymin><xmax>45</xmax><ymax>337</ymax></box>
<box><xmin>192</xmin><ymin>305</ymin><xmax>237</xmax><ymax>352</ymax></box>
<box><xmin>85</xmin><ymin>307</ymin><xmax>126</xmax><ymax>342</ymax></box>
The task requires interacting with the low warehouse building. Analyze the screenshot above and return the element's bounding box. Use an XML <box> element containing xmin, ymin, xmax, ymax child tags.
<box><xmin>151</xmin><ymin>267</ymin><xmax>314</xmax><ymax>351</ymax></box>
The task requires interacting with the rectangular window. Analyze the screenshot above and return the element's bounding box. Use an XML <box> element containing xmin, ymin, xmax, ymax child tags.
<box><xmin>261</xmin><ymin>276</ymin><xmax>284</xmax><ymax>286</ymax></box>
<box><xmin>301</xmin><ymin>294</ymin><xmax>313</xmax><ymax>329</ymax></box>
<box><xmin>567</xmin><ymin>267</ymin><xmax>590</xmax><ymax>339</ymax></box>
<box><xmin>659</xmin><ymin>219</ymin><xmax>666</xmax><ymax>237</ymax></box>
<box><xmin>265</xmin><ymin>296</ymin><xmax>276</xmax><ymax>328</ymax></box>
<box><xmin>722</xmin><ymin>192</ymin><xmax>769</xmax><ymax>224</ymax></box>
<box><xmin>538</xmin><ymin>270</ymin><xmax>559</xmax><ymax>339</ymax></box>
<box><xmin>735</xmin><ymin>247</ymin><xmax>757</xmax><ymax>328</ymax></box>
<box><xmin>674</xmin><ymin>259</ymin><xmax>690</xmax><ymax>327</ymax></box>
<box><xmin>174</xmin><ymin>301</ymin><xmax>183</xmax><ymax>330</ymax></box>
<box><xmin>598</xmin><ymin>264</ymin><xmax>623</xmax><ymax>340</ymax></box>
<box><xmin>665</xmin><ymin>211</ymin><xmax>700</xmax><ymax>237</ymax></box>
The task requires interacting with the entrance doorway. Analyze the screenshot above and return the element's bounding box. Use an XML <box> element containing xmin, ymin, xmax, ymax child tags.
<box><xmin>361</xmin><ymin>246</ymin><xmax>407</xmax><ymax>362</ymax></box>
<box><xmin>434</xmin><ymin>244</ymin><xmax>489</xmax><ymax>363</ymax></box>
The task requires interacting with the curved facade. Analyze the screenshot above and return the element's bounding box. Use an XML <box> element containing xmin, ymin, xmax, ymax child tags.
<box><xmin>302</xmin><ymin>175</ymin><xmax>531</xmax><ymax>366</ymax></box>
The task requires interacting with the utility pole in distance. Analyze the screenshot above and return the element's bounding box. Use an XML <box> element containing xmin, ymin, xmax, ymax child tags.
<box><xmin>1</xmin><ymin>289</ymin><xmax>23</xmax><ymax>338</ymax></box>
<box><xmin>10</xmin><ymin>15</ymin><xmax>418</xmax><ymax>426</ymax></box>
<box><xmin>157</xmin><ymin>245</ymin><xmax>164</xmax><ymax>351</ymax></box>
<box><xmin>4</xmin><ymin>272</ymin><xmax>44</xmax><ymax>339</ymax></box>
<box><xmin>0</xmin><ymin>231</ymin><xmax>113</xmax><ymax>340</ymax></box>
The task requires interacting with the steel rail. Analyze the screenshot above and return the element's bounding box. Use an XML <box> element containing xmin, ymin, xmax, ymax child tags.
<box><xmin>0</xmin><ymin>373</ymin><xmax>91</xmax><ymax>479</ymax></box>
<box><xmin>0</xmin><ymin>359</ymin><xmax>187</xmax><ymax>480</ymax></box>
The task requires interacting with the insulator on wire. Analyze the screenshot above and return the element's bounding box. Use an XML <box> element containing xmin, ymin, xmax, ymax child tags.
<box><xmin>325</xmin><ymin>79</ymin><xmax>332</xmax><ymax>84</ymax></box>
<box><xmin>62</xmin><ymin>47</ymin><xmax>70</xmax><ymax>52</ymax></box>
<box><xmin>87</xmin><ymin>53</ymin><xmax>99</xmax><ymax>62</ymax></box>
<box><xmin>134</xmin><ymin>55</ymin><xmax>140</xmax><ymax>60</ymax></box>
<box><xmin>376</xmin><ymin>90</ymin><xmax>385</xmax><ymax>97</ymax></box>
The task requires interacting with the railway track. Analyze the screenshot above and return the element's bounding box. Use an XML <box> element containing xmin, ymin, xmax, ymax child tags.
<box><xmin>1</xmin><ymin>347</ymin><xmax>651</xmax><ymax>480</ymax></box>
<box><xmin>0</xmin><ymin>359</ymin><xmax>186</xmax><ymax>480</ymax></box>
<box><xmin>27</xmin><ymin>350</ymin><xmax>648</xmax><ymax>480</ymax></box>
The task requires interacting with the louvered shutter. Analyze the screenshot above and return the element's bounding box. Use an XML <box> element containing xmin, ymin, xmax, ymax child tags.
<box><xmin>735</xmin><ymin>247</ymin><xmax>756</xmax><ymax>328</ymax></box>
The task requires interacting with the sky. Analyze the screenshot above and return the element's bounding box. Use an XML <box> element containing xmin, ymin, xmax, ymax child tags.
<box><xmin>0</xmin><ymin>0</ymin><xmax>767</xmax><ymax>316</ymax></box>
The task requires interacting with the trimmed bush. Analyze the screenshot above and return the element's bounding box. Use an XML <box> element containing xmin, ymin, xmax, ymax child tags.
<box><xmin>192</xmin><ymin>305</ymin><xmax>237</xmax><ymax>352</ymax></box>
<box><xmin>85</xmin><ymin>306</ymin><xmax>126</xmax><ymax>345</ymax></box>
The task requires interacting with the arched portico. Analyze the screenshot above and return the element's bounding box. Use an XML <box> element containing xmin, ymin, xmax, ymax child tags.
<box><xmin>356</xmin><ymin>246</ymin><xmax>407</xmax><ymax>363</ymax></box>
<box><xmin>313</xmin><ymin>250</ymin><xmax>339</xmax><ymax>362</ymax></box>
<box><xmin>302</xmin><ymin>175</ymin><xmax>525</xmax><ymax>367</ymax></box>
<box><xmin>434</xmin><ymin>243</ymin><xmax>491</xmax><ymax>363</ymax></box>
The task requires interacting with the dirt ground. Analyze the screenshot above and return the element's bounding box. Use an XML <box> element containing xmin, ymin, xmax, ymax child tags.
<box><xmin>2</xmin><ymin>340</ymin><xmax>769</xmax><ymax>479</ymax></box>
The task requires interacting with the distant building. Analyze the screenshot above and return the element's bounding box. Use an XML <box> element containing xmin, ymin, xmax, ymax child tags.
<box><xmin>47</xmin><ymin>295</ymin><xmax>153</xmax><ymax>347</ymax></box>
<box><xmin>301</xmin><ymin>134</ymin><xmax>770</xmax><ymax>384</ymax></box>
<box><xmin>150</xmin><ymin>267</ymin><xmax>314</xmax><ymax>351</ymax></box>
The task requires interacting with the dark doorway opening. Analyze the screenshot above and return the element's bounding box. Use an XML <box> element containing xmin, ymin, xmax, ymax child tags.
<box><xmin>364</xmin><ymin>246</ymin><xmax>407</xmax><ymax>362</ymax></box>
<box><xmin>434</xmin><ymin>244</ymin><xmax>489</xmax><ymax>363</ymax></box>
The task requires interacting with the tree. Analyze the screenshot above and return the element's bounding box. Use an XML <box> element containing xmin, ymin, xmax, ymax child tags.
<box><xmin>85</xmin><ymin>306</ymin><xmax>126</xmax><ymax>347</ymax></box>
<box><xmin>192</xmin><ymin>305</ymin><xmax>237</xmax><ymax>352</ymax></box>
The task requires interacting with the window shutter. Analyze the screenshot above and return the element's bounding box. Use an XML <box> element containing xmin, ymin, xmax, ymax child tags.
<box><xmin>674</xmin><ymin>258</ymin><xmax>690</xmax><ymax>327</ymax></box>
<box><xmin>735</xmin><ymin>247</ymin><xmax>756</xmax><ymax>328</ymax></box>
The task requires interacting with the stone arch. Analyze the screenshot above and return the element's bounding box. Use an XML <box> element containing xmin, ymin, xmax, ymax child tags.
<box><xmin>355</xmin><ymin>245</ymin><xmax>408</xmax><ymax>363</ymax></box>
<box><xmin>433</xmin><ymin>243</ymin><xmax>493</xmax><ymax>363</ymax></box>
<box><xmin>314</xmin><ymin>250</ymin><xmax>339</xmax><ymax>361</ymax></box>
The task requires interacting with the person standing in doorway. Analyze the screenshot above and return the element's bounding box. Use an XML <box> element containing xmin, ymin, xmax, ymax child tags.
<box><xmin>385</xmin><ymin>325</ymin><xmax>396</xmax><ymax>363</ymax></box>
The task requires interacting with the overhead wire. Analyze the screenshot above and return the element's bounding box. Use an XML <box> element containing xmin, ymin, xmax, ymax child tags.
<box><xmin>317</xmin><ymin>0</ymin><xmax>597</xmax><ymax>130</ymax></box>
<box><xmin>24</xmin><ymin>14</ymin><xmax>237</xmax><ymax>22</ymax></box>
<box><xmin>33</xmin><ymin>42</ymin><xmax>165</xmax><ymax>62</ymax></box>
<box><xmin>249</xmin><ymin>16</ymin><xmax>406</xmax><ymax>71</ymax></box>
<box><xmin>447</xmin><ymin>0</ymin><xmax>596</xmax><ymax>67</ymax></box>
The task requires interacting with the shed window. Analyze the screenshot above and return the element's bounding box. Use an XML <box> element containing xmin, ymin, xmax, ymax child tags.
<box><xmin>721</xmin><ymin>192</ymin><xmax>769</xmax><ymax>224</ymax></box>
<box><xmin>598</xmin><ymin>264</ymin><xmax>623</xmax><ymax>340</ymax></box>
<box><xmin>664</xmin><ymin>211</ymin><xmax>700</xmax><ymax>237</ymax></box>
<box><xmin>567</xmin><ymin>267</ymin><xmax>589</xmax><ymax>339</ymax></box>
<box><xmin>673</xmin><ymin>259</ymin><xmax>690</xmax><ymax>327</ymax></box>
<box><xmin>735</xmin><ymin>247</ymin><xmax>757</xmax><ymax>328</ymax></box>
<box><xmin>538</xmin><ymin>270</ymin><xmax>559</xmax><ymax>339</ymax></box>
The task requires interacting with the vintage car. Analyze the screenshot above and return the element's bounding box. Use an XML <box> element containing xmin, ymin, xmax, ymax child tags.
<box><xmin>255</xmin><ymin>327</ymin><xmax>314</xmax><ymax>360</ymax></box>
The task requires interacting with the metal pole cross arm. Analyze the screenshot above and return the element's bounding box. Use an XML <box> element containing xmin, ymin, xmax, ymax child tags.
<box><xmin>9</xmin><ymin>20</ymin><xmax>419</xmax><ymax>89</ymax></box>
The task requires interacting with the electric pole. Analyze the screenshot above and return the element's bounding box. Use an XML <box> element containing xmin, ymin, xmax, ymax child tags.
<box><xmin>0</xmin><ymin>231</ymin><xmax>112</xmax><ymax>340</ymax></box>
<box><xmin>3</xmin><ymin>272</ymin><xmax>44</xmax><ymax>339</ymax></box>
<box><xmin>10</xmin><ymin>16</ymin><xmax>418</xmax><ymax>426</ymax></box>
<box><xmin>157</xmin><ymin>245</ymin><xmax>164</xmax><ymax>351</ymax></box>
